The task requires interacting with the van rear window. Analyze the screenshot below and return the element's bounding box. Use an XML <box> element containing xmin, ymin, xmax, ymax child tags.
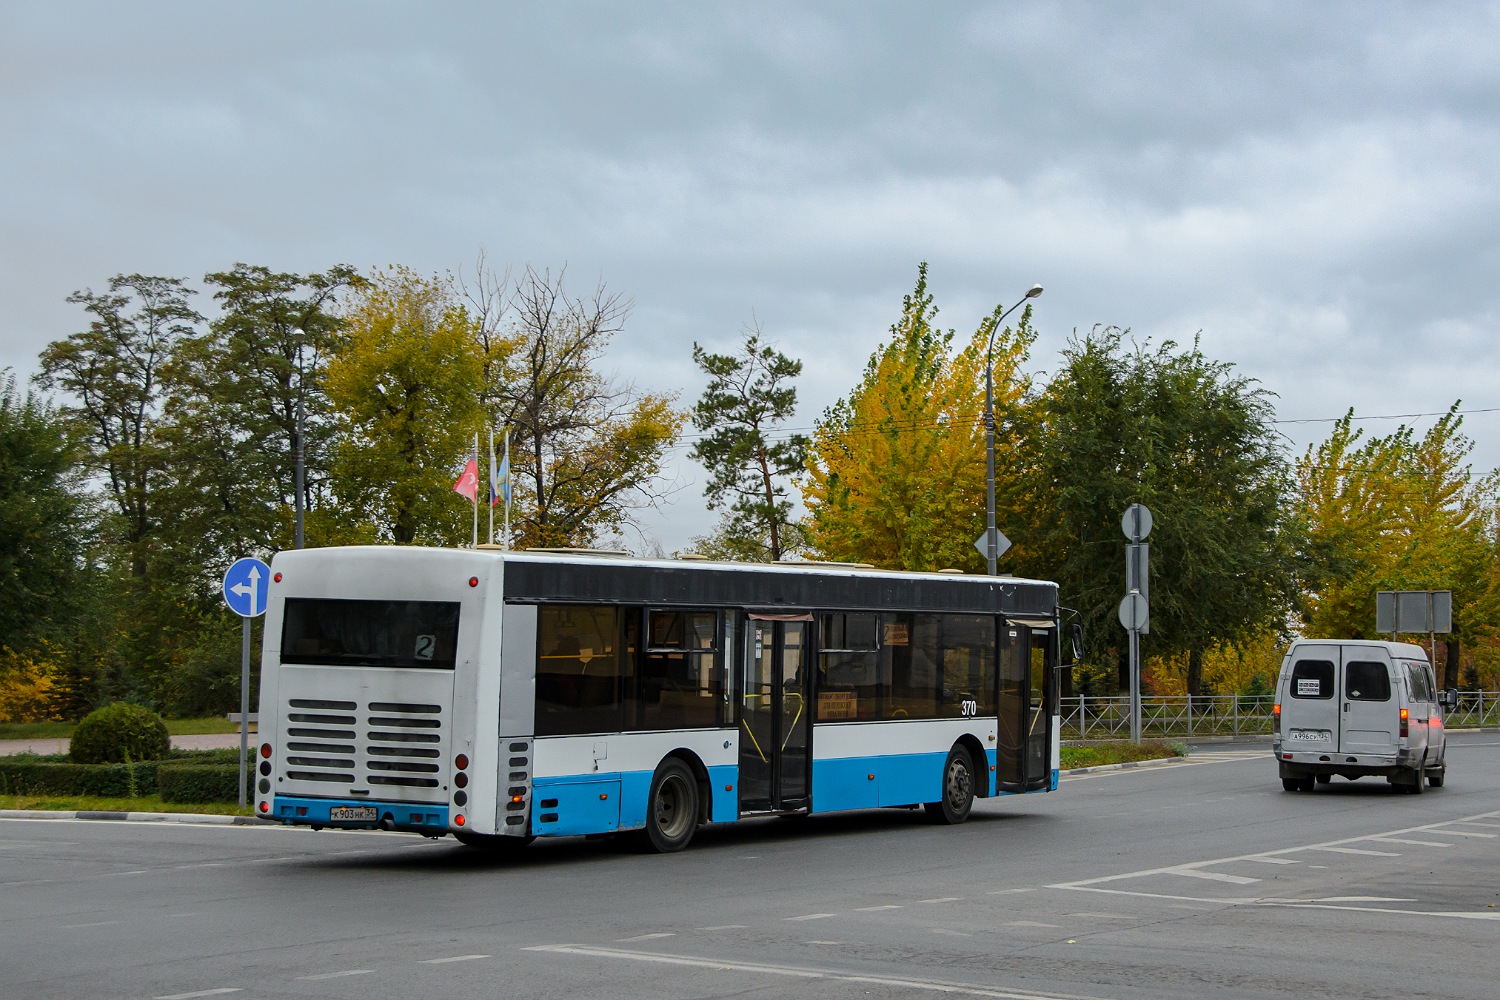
<box><xmin>1289</xmin><ymin>660</ymin><xmax>1334</xmax><ymax>698</ymax></box>
<box><xmin>281</xmin><ymin>598</ymin><xmax>460</xmax><ymax>669</ymax></box>
<box><xmin>1345</xmin><ymin>661</ymin><xmax>1391</xmax><ymax>702</ymax></box>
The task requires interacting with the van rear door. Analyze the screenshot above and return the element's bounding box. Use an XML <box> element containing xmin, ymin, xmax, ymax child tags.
<box><xmin>1341</xmin><ymin>646</ymin><xmax>1396</xmax><ymax>755</ymax></box>
<box><xmin>1284</xmin><ymin>651</ymin><xmax>1339</xmax><ymax>751</ymax></box>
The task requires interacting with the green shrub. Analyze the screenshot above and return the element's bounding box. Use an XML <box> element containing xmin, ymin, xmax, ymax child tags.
<box><xmin>157</xmin><ymin>763</ymin><xmax>244</xmax><ymax>803</ymax></box>
<box><xmin>68</xmin><ymin>702</ymin><xmax>170</xmax><ymax>764</ymax></box>
<box><xmin>0</xmin><ymin>757</ymin><xmax>157</xmax><ymax>797</ymax></box>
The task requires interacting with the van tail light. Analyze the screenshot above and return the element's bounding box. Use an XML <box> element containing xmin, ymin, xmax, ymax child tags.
<box><xmin>1399</xmin><ymin>707</ymin><xmax>1409</xmax><ymax>738</ymax></box>
<box><xmin>1272</xmin><ymin>703</ymin><xmax>1280</xmax><ymax>734</ymax></box>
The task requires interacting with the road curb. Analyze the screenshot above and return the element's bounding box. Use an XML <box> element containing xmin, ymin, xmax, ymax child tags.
<box><xmin>1061</xmin><ymin>754</ymin><xmax>1191</xmax><ymax>776</ymax></box>
<box><xmin>0</xmin><ymin>808</ymin><xmax>267</xmax><ymax>826</ymax></box>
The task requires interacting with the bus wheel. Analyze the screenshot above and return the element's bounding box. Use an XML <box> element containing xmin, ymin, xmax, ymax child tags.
<box><xmin>644</xmin><ymin>758</ymin><xmax>700</xmax><ymax>853</ymax></box>
<box><xmin>925</xmin><ymin>747</ymin><xmax>975</xmax><ymax>825</ymax></box>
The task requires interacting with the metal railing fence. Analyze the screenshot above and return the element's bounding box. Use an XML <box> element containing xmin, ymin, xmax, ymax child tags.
<box><xmin>1059</xmin><ymin>691</ymin><xmax>1500</xmax><ymax>740</ymax></box>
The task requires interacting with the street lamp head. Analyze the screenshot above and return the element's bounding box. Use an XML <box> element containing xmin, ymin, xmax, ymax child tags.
<box><xmin>1025</xmin><ymin>284</ymin><xmax>1043</xmax><ymax>299</ymax></box>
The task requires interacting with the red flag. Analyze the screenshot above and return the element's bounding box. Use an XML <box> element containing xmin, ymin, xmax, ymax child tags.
<box><xmin>452</xmin><ymin>457</ymin><xmax>479</xmax><ymax>501</ymax></box>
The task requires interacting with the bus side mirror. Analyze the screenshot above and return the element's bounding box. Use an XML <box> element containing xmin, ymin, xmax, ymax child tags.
<box><xmin>1069</xmin><ymin>623</ymin><xmax>1084</xmax><ymax>665</ymax></box>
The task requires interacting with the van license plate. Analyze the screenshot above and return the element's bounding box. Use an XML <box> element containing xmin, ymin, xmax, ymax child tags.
<box><xmin>1289</xmin><ymin>729</ymin><xmax>1330</xmax><ymax>741</ymax></box>
<box><xmin>329</xmin><ymin>806</ymin><xmax>377</xmax><ymax>821</ymax></box>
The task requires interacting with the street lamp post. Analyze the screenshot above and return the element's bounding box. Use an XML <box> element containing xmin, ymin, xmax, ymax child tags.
<box><xmin>984</xmin><ymin>284</ymin><xmax>1043</xmax><ymax>575</ymax></box>
<box><xmin>292</xmin><ymin>328</ymin><xmax>306</xmax><ymax>550</ymax></box>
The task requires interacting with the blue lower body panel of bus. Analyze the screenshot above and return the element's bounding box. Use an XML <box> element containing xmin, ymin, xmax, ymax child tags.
<box><xmin>269</xmin><ymin>795</ymin><xmax>449</xmax><ymax>832</ymax></box>
<box><xmin>533</xmin><ymin>764</ymin><xmax>739</xmax><ymax>837</ymax></box>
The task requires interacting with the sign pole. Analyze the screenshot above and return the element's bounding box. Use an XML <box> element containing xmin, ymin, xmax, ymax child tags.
<box><xmin>1130</xmin><ymin>625</ymin><xmax>1142</xmax><ymax>744</ymax></box>
<box><xmin>239</xmin><ymin>616</ymin><xmax>250</xmax><ymax>808</ymax></box>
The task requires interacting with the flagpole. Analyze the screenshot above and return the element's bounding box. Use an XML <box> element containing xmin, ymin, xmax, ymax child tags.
<box><xmin>503</xmin><ymin>425</ymin><xmax>511</xmax><ymax>551</ymax></box>
<box><xmin>471</xmin><ymin>431</ymin><xmax>479</xmax><ymax>548</ymax></box>
<box><xmin>487</xmin><ymin>425</ymin><xmax>495</xmax><ymax>545</ymax></box>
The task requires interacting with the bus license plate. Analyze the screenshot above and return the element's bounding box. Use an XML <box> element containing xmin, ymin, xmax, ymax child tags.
<box><xmin>329</xmin><ymin>806</ymin><xmax>377</xmax><ymax>821</ymax></box>
<box><xmin>1289</xmin><ymin>729</ymin><xmax>1329</xmax><ymax>741</ymax></box>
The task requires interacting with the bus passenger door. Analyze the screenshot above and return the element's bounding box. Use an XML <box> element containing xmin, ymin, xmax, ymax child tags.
<box><xmin>739</xmin><ymin>618</ymin><xmax>810</xmax><ymax>813</ymax></box>
<box><xmin>998</xmin><ymin>623</ymin><xmax>1054</xmax><ymax>791</ymax></box>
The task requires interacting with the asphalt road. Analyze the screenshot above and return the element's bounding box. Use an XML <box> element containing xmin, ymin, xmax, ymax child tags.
<box><xmin>3</xmin><ymin>734</ymin><xmax>1497</xmax><ymax>1000</ymax></box>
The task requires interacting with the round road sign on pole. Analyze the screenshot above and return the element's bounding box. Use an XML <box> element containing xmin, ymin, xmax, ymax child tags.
<box><xmin>222</xmin><ymin>557</ymin><xmax>271</xmax><ymax>618</ymax></box>
<box><xmin>1121</xmin><ymin>503</ymin><xmax>1153</xmax><ymax>542</ymax></box>
<box><xmin>1118</xmin><ymin>591</ymin><xmax>1148</xmax><ymax>631</ymax></box>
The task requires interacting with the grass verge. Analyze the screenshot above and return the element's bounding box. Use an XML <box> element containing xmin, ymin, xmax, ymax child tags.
<box><xmin>0</xmin><ymin>793</ymin><xmax>251</xmax><ymax>816</ymax></box>
<box><xmin>1060</xmin><ymin>739</ymin><xmax>1188</xmax><ymax>770</ymax></box>
<box><xmin>0</xmin><ymin>716</ymin><xmax>240</xmax><ymax>740</ymax></box>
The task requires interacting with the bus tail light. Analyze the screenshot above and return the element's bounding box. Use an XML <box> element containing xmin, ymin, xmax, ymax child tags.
<box><xmin>260</xmin><ymin>743</ymin><xmax>272</xmax><ymax>759</ymax></box>
<box><xmin>1272</xmin><ymin>703</ymin><xmax>1280</xmax><ymax>733</ymax></box>
<box><xmin>1400</xmin><ymin>707</ymin><xmax>1409</xmax><ymax>738</ymax></box>
<box><xmin>455</xmin><ymin>814</ymin><xmax>465</xmax><ymax>827</ymax></box>
<box><xmin>455</xmin><ymin>753</ymin><xmax>469</xmax><ymax>771</ymax></box>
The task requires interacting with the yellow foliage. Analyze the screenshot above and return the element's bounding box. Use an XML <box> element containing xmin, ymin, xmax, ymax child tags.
<box><xmin>0</xmin><ymin>645</ymin><xmax>65</xmax><ymax>723</ymax></box>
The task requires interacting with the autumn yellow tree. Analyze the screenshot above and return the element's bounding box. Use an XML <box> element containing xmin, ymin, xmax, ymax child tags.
<box><xmin>1297</xmin><ymin>405</ymin><xmax>1497</xmax><ymax>685</ymax></box>
<box><xmin>325</xmin><ymin>267</ymin><xmax>486</xmax><ymax>545</ymax></box>
<box><xmin>802</xmin><ymin>264</ymin><xmax>1033</xmax><ymax>570</ymax></box>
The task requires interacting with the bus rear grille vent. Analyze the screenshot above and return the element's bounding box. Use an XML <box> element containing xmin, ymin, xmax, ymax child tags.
<box><xmin>500</xmin><ymin>736</ymin><xmax>532</xmax><ymax>831</ymax></box>
<box><xmin>289</xmin><ymin>698</ymin><xmax>357</xmax><ymax>711</ymax></box>
<box><xmin>364</xmin><ymin>701</ymin><xmax>444</xmax><ymax>788</ymax></box>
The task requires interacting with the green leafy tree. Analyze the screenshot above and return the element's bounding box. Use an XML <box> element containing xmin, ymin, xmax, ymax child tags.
<box><xmin>38</xmin><ymin>274</ymin><xmax>202</xmax><ymax>578</ymax></box>
<box><xmin>156</xmin><ymin>263</ymin><xmax>361</xmax><ymax>568</ymax></box>
<box><xmin>1025</xmin><ymin>327</ymin><xmax>1296</xmax><ymax>695</ymax></box>
<box><xmin>325</xmin><ymin>266</ymin><xmax>486</xmax><ymax>545</ymax></box>
<box><xmin>0</xmin><ymin>372</ymin><xmax>95</xmax><ymax>652</ymax></box>
<box><xmin>495</xmin><ymin>266</ymin><xmax>684</xmax><ymax>549</ymax></box>
<box><xmin>802</xmin><ymin>264</ymin><xmax>1033</xmax><ymax>570</ymax></box>
<box><xmin>688</xmin><ymin>327</ymin><xmax>808</xmax><ymax>561</ymax></box>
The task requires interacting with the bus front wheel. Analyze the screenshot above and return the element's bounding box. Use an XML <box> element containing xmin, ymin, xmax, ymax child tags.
<box><xmin>643</xmin><ymin>758</ymin><xmax>700</xmax><ymax>853</ymax></box>
<box><xmin>925</xmin><ymin>746</ymin><xmax>975</xmax><ymax>825</ymax></box>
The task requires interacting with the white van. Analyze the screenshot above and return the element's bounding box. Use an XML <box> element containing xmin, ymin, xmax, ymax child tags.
<box><xmin>1273</xmin><ymin>639</ymin><xmax>1454</xmax><ymax>794</ymax></box>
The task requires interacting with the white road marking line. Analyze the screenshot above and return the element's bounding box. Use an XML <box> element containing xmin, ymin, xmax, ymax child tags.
<box><xmin>855</xmin><ymin>905</ymin><xmax>903</xmax><ymax>912</ymax></box>
<box><xmin>1003</xmin><ymin>920</ymin><xmax>1060</xmax><ymax>928</ymax></box>
<box><xmin>1049</xmin><ymin>807</ymin><xmax>1500</xmax><ymax>895</ymax></box>
<box><xmin>618</xmin><ymin>932</ymin><xmax>675</xmax><ymax>942</ymax></box>
<box><xmin>1313</xmin><ymin>896</ymin><xmax>1416</xmax><ymax>903</ymax></box>
<box><xmin>785</xmin><ymin>913</ymin><xmax>836</xmax><ymax>921</ymax></box>
<box><xmin>296</xmin><ymin>970</ymin><xmax>372</xmax><ymax>981</ymax></box>
<box><xmin>987</xmin><ymin>888</ymin><xmax>1035</xmax><ymax>894</ymax></box>
<box><xmin>920</xmin><ymin>897</ymin><xmax>963</xmax><ymax>903</ymax></box>
<box><xmin>933</xmin><ymin>928</ymin><xmax>973</xmax><ymax>936</ymax></box>
<box><xmin>1310</xmin><ymin>847</ymin><xmax>1400</xmax><ymax>857</ymax></box>
<box><xmin>1427</xmin><ymin>829</ymin><xmax>1497</xmax><ymax>838</ymax></box>
<box><xmin>155</xmin><ymin>990</ymin><xmax>242</xmax><ymax>1000</ymax></box>
<box><xmin>61</xmin><ymin>920</ymin><xmax>119</xmax><ymax>928</ymax></box>
<box><xmin>695</xmin><ymin>924</ymin><xmax>747</xmax><ymax>931</ymax></box>
<box><xmin>807</xmin><ymin>940</ymin><xmax>843</xmax><ymax>945</ymax></box>
<box><xmin>524</xmin><ymin>944</ymin><xmax>1110</xmax><ymax>1000</ymax></box>
<box><xmin>419</xmin><ymin>954</ymin><xmax>489</xmax><ymax>964</ymax></box>
<box><xmin>1368</xmin><ymin>837</ymin><xmax>1453</xmax><ymax>848</ymax></box>
<box><xmin>1245</xmin><ymin>857</ymin><xmax>1299</xmax><ymax>864</ymax></box>
<box><xmin>1065</xmin><ymin>913</ymin><xmax>1132</xmax><ymax>919</ymax></box>
<box><xmin>1167</xmin><ymin>868</ymin><xmax>1260</xmax><ymax>885</ymax></box>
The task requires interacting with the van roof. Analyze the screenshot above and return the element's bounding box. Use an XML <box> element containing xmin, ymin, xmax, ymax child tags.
<box><xmin>1287</xmin><ymin>638</ymin><xmax>1429</xmax><ymax>659</ymax></box>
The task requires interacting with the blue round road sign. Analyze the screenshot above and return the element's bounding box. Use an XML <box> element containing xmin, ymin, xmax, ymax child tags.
<box><xmin>222</xmin><ymin>557</ymin><xmax>271</xmax><ymax>618</ymax></box>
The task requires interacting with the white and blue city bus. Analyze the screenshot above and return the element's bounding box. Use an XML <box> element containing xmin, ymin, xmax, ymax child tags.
<box><xmin>253</xmin><ymin>546</ymin><xmax>1062</xmax><ymax>852</ymax></box>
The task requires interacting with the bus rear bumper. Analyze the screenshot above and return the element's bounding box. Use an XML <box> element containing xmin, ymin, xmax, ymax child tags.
<box><xmin>269</xmin><ymin>795</ymin><xmax>450</xmax><ymax>833</ymax></box>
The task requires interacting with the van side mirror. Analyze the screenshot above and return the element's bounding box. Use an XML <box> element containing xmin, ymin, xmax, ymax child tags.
<box><xmin>1070</xmin><ymin>623</ymin><xmax>1084</xmax><ymax>665</ymax></box>
<box><xmin>1443</xmin><ymin>688</ymin><xmax>1459</xmax><ymax>710</ymax></box>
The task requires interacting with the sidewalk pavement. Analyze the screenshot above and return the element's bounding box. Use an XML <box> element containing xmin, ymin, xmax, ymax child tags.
<box><xmin>0</xmin><ymin>732</ymin><xmax>245</xmax><ymax>756</ymax></box>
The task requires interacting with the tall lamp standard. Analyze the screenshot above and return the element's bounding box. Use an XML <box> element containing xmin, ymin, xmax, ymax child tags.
<box><xmin>984</xmin><ymin>284</ymin><xmax>1043</xmax><ymax>575</ymax></box>
<box><xmin>291</xmin><ymin>328</ymin><xmax>306</xmax><ymax>550</ymax></box>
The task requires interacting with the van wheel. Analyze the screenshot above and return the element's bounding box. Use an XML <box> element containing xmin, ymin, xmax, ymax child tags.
<box><xmin>1404</xmin><ymin>769</ymin><xmax>1426</xmax><ymax>795</ymax></box>
<box><xmin>1315</xmin><ymin>774</ymin><xmax>1331</xmax><ymax>784</ymax></box>
<box><xmin>925</xmin><ymin>747</ymin><xmax>976</xmax><ymax>824</ymax></box>
<box><xmin>1281</xmin><ymin>777</ymin><xmax>1301</xmax><ymax>792</ymax></box>
<box><xmin>643</xmin><ymin>758</ymin><xmax>700</xmax><ymax>853</ymax></box>
<box><xmin>1427</xmin><ymin>767</ymin><xmax>1446</xmax><ymax>788</ymax></box>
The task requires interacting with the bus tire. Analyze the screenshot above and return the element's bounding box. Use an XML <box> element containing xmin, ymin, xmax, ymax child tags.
<box><xmin>644</xmin><ymin>758</ymin><xmax>700</xmax><ymax>853</ymax></box>
<box><xmin>925</xmin><ymin>746</ymin><xmax>976</xmax><ymax>825</ymax></box>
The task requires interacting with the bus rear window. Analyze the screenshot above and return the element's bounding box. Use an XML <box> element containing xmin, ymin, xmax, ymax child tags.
<box><xmin>281</xmin><ymin>599</ymin><xmax>460</xmax><ymax>669</ymax></box>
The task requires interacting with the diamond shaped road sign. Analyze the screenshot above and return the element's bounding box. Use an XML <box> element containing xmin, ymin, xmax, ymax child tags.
<box><xmin>974</xmin><ymin>527</ymin><xmax>1012</xmax><ymax>561</ymax></box>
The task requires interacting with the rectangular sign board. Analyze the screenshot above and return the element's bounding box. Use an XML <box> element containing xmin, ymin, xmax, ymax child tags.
<box><xmin>1376</xmin><ymin>590</ymin><xmax>1452</xmax><ymax>634</ymax></box>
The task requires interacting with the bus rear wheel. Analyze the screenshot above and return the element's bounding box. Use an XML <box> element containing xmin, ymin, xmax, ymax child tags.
<box><xmin>643</xmin><ymin>758</ymin><xmax>700</xmax><ymax>853</ymax></box>
<box><xmin>925</xmin><ymin>746</ymin><xmax>975</xmax><ymax>825</ymax></box>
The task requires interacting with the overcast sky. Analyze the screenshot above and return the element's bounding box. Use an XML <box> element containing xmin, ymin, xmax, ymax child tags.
<box><xmin>4</xmin><ymin>2</ymin><xmax>1498</xmax><ymax>553</ymax></box>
